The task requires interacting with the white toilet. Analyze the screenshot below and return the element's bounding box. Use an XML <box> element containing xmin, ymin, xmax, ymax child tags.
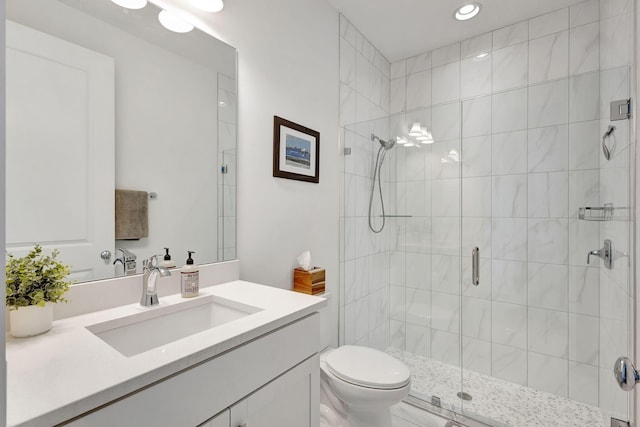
<box><xmin>317</xmin><ymin>295</ymin><xmax>411</xmax><ymax>427</ymax></box>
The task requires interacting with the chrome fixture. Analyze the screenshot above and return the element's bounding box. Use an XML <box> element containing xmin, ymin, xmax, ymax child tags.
<box><xmin>371</xmin><ymin>133</ymin><xmax>396</xmax><ymax>150</ymax></box>
<box><xmin>114</xmin><ymin>248</ymin><xmax>137</xmax><ymax>275</ymax></box>
<box><xmin>431</xmin><ymin>396</ymin><xmax>442</xmax><ymax>407</ymax></box>
<box><xmin>602</xmin><ymin>125</ymin><xmax>615</xmax><ymax>160</ymax></box>
<box><xmin>471</xmin><ymin>247</ymin><xmax>479</xmax><ymax>286</ymax></box>
<box><xmin>100</xmin><ymin>250</ymin><xmax>112</xmax><ymax>261</ymax></box>
<box><xmin>368</xmin><ymin>134</ymin><xmax>396</xmax><ymax>233</ymax></box>
<box><xmin>579</xmin><ymin>203</ymin><xmax>614</xmax><ymax>221</ymax></box>
<box><xmin>141</xmin><ymin>255</ymin><xmax>172</xmax><ymax>307</ymax></box>
<box><xmin>610</xmin><ymin>99</ymin><xmax>631</xmax><ymax>121</ymax></box>
<box><xmin>614</xmin><ymin>356</ymin><xmax>640</xmax><ymax>391</ymax></box>
<box><xmin>456</xmin><ymin>391</ymin><xmax>472</xmax><ymax>401</ymax></box>
<box><xmin>587</xmin><ymin>239</ymin><xmax>613</xmax><ymax>269</ymax></box>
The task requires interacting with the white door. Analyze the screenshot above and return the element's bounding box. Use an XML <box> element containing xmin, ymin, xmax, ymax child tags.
<box><xmin>6</xmin><ymin>20</ymin><xmax>115</xmax><ymax>282</ymax></box>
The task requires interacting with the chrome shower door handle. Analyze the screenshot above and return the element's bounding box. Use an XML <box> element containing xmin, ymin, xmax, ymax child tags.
<box><xmin>471</xmin><ymin>247</ymin><xmax>479</xmax><ymax>286</ymax></box>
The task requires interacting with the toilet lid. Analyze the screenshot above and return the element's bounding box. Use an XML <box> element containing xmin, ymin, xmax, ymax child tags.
<box><xmin>325</xmin><ymin>346</ymin><xmax>410</xmax><ymax>389</ymax></box>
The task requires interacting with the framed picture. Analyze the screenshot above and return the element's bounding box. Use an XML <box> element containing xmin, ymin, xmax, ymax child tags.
<box><xmin>273</xmin><ymin>116</ymin><xmax>320</xmax><ymax>183</ymax></box>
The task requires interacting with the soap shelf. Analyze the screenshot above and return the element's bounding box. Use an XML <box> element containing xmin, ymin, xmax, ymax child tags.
<box><xmin>578</xmin><ymin>203</ymin><xmax>616</xmax><ymax>221</ymax></box>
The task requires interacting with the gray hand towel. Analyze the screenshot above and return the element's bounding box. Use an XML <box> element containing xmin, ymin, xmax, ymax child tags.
<box><xmin>115</xmin><ymin>189</ymin><xmax>149</xmax><ymax>240</ymax></box>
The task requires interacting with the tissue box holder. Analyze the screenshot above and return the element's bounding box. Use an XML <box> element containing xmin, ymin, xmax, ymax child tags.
<box><xmin>293</xmin><ymin>267</ymin><xmax>325</xmax><ymax>295</ymax></box>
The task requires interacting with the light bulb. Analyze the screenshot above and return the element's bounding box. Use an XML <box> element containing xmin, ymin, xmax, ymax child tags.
<box><xmin>111</xmin><ymin>0</ymin><xmax>147</xmax><ymax>9</ymax></box>
<box><xmin>158</xmin><ymin>9</ymin><xmax>194</xmax><ymax>33</ymax></box>
<box><xmin>189</xmin><ymin>0</ymin><xmax>224</xmax><ymax>12</ymax></box>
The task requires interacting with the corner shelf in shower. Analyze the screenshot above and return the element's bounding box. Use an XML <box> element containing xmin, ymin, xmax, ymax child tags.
<box><xmin>577</xmin><ymin>203</ymin><xmax>628</xmax><ymax>221</ymax></box>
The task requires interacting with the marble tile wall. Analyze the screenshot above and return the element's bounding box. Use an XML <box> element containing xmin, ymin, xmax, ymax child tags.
<box><xmin>339</xmin><ymin>15</ymin><xmax>393</xmax><ymax>351</ymax></box>
<box><xmin>384</xmin><ymin>0</ymin><xmax>632</xmax><ymax>419</ymax></box>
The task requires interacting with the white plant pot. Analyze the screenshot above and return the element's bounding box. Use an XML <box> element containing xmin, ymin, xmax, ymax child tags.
<box><xmin>9</xmin><ymin>303</ymin><xmax>53</xmax><ymax>338</ymax></box>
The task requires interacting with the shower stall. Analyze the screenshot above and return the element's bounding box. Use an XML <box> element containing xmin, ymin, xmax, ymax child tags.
<box><xmin>338</xmin><ymin>0</ymin><xmax>636</xmax><ymax>425</ymax></box>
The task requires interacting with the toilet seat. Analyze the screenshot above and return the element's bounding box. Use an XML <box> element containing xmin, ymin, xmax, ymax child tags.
<box><xmin>324</xmin><ymin>345</ymin><xmax>410</xmax><ymax>390</ymax></box>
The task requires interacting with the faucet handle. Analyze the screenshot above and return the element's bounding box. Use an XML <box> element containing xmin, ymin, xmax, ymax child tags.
<box><xmin>144</xmin><ymin>254</ymin><xmax>166</xmax><ymax>269</ymax></box>
<box><xmin>143</xmin><ymin>255</ymin><xmax>156</xmax><ymax>270</ymax></box>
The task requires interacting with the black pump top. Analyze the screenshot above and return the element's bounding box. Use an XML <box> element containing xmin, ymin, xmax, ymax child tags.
<box><xmin>186</xmin><ymin>251</ymin><xmax>196</xmax><ymax>265</ymax></box>
<box><xmin>164</xmin><ymin>247</ymin><xmax>171</xmax><ymax>261</ymax></box>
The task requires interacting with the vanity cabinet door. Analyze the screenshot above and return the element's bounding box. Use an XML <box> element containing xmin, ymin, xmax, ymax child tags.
<box><xmin>198</xmin><ymin>409</ymin><xmax>229</xmax><ymax>427</ymax></box>
<box><xmin>229</xmin><ymin>354</ymin><xmax>319</xmax><ymax>427</ymax></box>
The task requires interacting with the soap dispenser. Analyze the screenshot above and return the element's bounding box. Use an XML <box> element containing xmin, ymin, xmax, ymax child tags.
<box><xmin>180</xmin><ymin>251</ymin><xmax>199</xmax><ymax>298</ymax></box>
<box><xmin>161</xmin><ymin>247</ymin><xmax>176</xmax><ymax>268</ymax></box>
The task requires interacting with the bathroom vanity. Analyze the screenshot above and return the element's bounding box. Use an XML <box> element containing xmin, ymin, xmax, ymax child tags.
<box><xmin>6</xmin><ymin>281</ymin><xmax>325</xmax><ymax>427</ymax></box>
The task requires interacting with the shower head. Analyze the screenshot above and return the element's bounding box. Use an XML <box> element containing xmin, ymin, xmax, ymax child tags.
<box><xmin>371</xmin><ymin>134</ymin><xmax>396</xmax><ymax>150</ymax></box>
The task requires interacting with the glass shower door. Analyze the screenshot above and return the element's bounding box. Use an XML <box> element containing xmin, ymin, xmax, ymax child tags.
<box><xmin>385</xmin><ymin>100</ymin><xmax>468</xmax><ymax>416</ymax></box>
<box><xmin>458</xmin><ymin>3</ymin><xmax>635</xmax><ymax>424</ymax></box>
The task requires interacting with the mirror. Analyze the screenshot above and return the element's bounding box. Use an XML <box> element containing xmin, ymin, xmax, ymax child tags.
<box><xmin>6</xmin><ymin>0</ymin><xmax>237</xmax><ymax>284</ymax></box>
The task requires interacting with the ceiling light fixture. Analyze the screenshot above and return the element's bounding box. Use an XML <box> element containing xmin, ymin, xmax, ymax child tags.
<box><xmin>189</xmin><ymin>0</ymin><xmax>224</xmax><ymax>13</ymax></box>
<box><xmin>475</xmin><ymin>52</ymin><xmax>489</xmax><ymax>59</ymax></box>
<box><xmin>111</xmin><ymin>0</ymin><xmax>147</xmax><ymax>9</ymax></box>
<box><xmin>396</xmin><ymin>137</ymin><xmax>408</xmax><ymax>145</ymax></box>
<box><xmin>409</xmin><ymin>122</ymin><xmax>423</xmax><ymax>137</ymax></box>
<box><xmin>454</xmin><ymin>3</ymin><xmax>481</xmax><ymax>21</ymax></box>
<box><xmin>158</xmin><ymin>9</ymin><xmax>194</xmax><ymax>33</ymax></box>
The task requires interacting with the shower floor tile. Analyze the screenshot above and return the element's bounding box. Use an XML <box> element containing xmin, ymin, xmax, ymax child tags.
<box><xmin>387</xmin><ymin>348</ymin><xmax>608</xmax><ymax>427</ymax></box>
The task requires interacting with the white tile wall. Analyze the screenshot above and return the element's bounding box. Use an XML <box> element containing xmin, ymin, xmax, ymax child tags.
<box><xmin>339</xmin><ymin>16</ymin><xmax>392</xmax><ymax>352</ymax></box>
<box><xmin>340</xmin><ymin>0</ymin><xmax>632</xmax><ymax>420</ymax></box>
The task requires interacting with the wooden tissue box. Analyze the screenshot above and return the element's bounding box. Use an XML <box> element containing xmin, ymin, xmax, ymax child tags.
<box><xmin>293</xmin><ymin>267</ymin><xmax>325</xmax><ymax>295</ymax></box>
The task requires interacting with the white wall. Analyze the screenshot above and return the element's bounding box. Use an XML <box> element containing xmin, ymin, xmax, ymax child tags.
<box><xmin>158</xmin><ymin>0</ymin><xmax>341</xmax><ymax>345</ymax></box>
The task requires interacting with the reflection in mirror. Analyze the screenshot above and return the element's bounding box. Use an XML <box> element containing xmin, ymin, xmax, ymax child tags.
<box><xmin>6</xmin><ymin>0</ymin><xmax>237</xmax><ymax>284</ymax></box>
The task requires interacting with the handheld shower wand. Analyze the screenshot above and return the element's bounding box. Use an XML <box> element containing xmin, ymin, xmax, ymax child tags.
<box><xmin>368</xmin><ymin>134</ymin><xmax>395</xmax><ymax>233</ymax></box>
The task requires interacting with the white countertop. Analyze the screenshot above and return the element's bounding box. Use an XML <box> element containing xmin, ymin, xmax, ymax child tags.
<box><xmin>6</xmin><ymin>280</ymin><xmax>326</xmax><ymax>427</ymax></box>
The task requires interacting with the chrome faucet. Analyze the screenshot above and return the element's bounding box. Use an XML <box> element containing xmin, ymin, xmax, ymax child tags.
<box><xmin>141</xmin><ymin>255</ymin><xmax>171</xmax><ymax>307</ymax></box>
<box><xmin>114</xmin><ymin>248</ymin><xmax>137</xmax><ymax>275</ymax></box>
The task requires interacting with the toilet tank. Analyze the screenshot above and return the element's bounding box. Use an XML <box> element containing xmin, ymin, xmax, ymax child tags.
<box><xmin>318</xmin><ymin>292</ymin><xmax>332</xmax><ymax>351</ymax></box>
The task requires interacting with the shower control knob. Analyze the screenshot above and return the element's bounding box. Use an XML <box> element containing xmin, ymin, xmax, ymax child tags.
<box><xmin>614</xmin><ymin>356</ymin><xmax>640</xmax><ymax>391</ymax></box>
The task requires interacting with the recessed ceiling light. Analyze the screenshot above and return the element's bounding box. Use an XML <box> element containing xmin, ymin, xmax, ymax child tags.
<box><xmin>454</xmin><ymin>3</ymin><xmax>481</xmax><ymax>21</ymax></box>
<box><xmin>111</xmin><ymin>0</ymin><xmax>147</xmax><ymax>9</ymax></box>
<box><xmin>189</xmin><ymin>0</ymin><xmax>224</xmax><ymax>13</ymax></box>
<box><xmin>158</xmin><ymin>9</ymin><xmax>194</xmax><ymax>33</ymax></box>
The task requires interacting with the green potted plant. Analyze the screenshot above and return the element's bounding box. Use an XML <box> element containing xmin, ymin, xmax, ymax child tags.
<box><xmin>6</xmin><ymin>244</ymin><xmax>73</xmax><ymax>337</ymax></box>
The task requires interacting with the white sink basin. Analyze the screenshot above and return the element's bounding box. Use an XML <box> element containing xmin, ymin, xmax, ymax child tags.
<box><xmin>86</xmin><ymin>295</ymin><xmax>262</xmax><ymax>357</ymax></box>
